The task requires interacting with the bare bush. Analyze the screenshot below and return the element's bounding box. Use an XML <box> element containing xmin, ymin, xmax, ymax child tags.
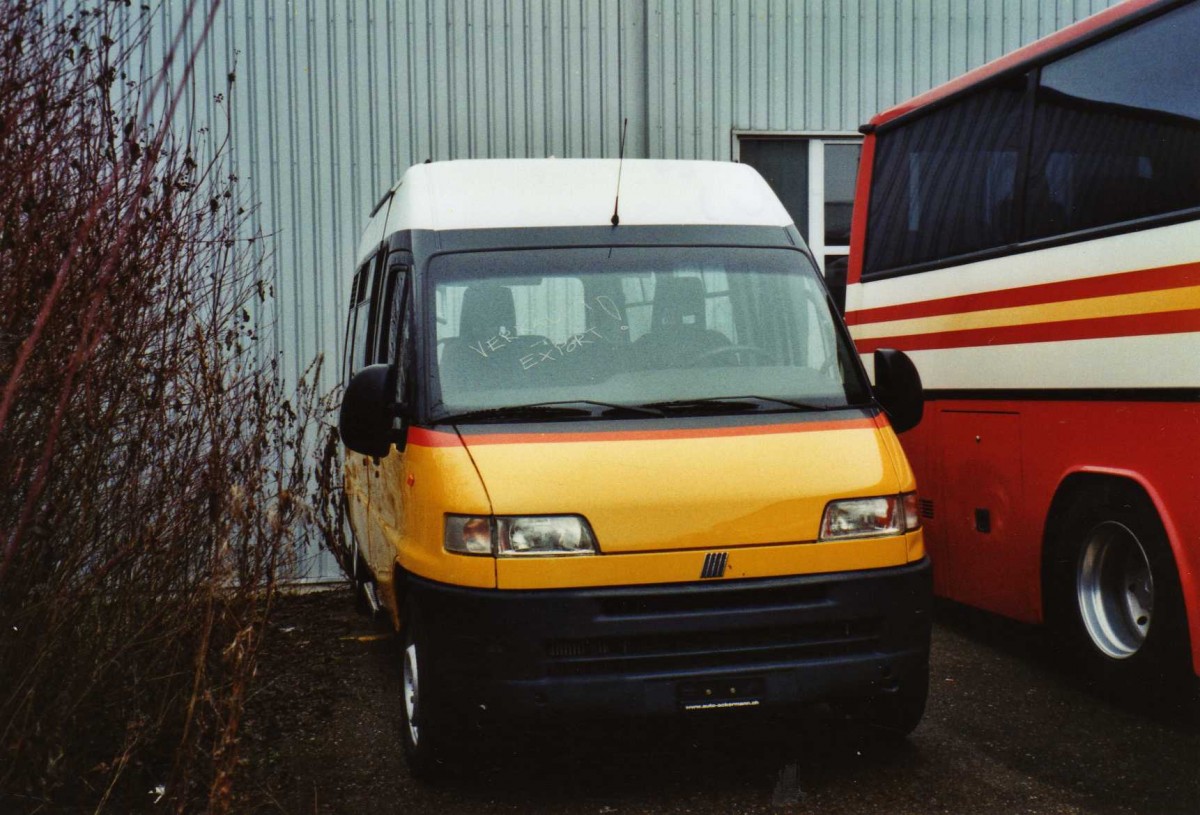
<box><xmin>0</xmin><ymin>2</ymin><xmax>323</xmax><ymax>811</ymax></box>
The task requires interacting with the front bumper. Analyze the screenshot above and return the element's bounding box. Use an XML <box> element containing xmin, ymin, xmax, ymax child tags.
<box><xmin>412</xmin><ymin>558</ymin><xmax>932</xmax><ymax>721</ymax></box>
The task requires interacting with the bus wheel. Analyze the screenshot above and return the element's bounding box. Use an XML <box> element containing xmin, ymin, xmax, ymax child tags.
<box><xmin>400</xmin><ymin>603</ymin><xmax>450</xmax><ymax>780</ymax></box>
<box><xmin>1055</xmin><ymin>486</ymin><xmax>1188</xmax><ymax>678</ymax></box>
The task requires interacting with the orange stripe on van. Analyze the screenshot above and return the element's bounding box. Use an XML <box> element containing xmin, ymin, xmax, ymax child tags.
<box><xmin>407</xmin><ymin>427</ymin><xmax>463</xmax><ymax>447</ymax></box>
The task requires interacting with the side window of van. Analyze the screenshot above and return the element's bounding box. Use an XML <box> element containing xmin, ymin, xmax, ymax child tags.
<box><xmin>344</xmin><ymin>257</ymin><xmax>377</xmax><ymax>382</ymax></box>
<box><xmin>343</xmin><ymin>266</ymin><xmax>363</xmax><ymax>385</ymax></box>
<box><xmin>373</xmin><ymin>258</ymin><xmax>412</xmax><ymax>405</ymax></box>
<box><xmin>373</xmin><ymin>261</ymin><xmax>409</xmax><ymax>365</ymax></box>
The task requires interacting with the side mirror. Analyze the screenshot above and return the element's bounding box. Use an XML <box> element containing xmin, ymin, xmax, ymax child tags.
<box><xmin>339</xmin><ymin>364</ymin><xmax>400</xmax><ymax>457</ymax></box>
<box><xmin>873</xmin><ymin>348</ymin><xmax>923</xmax><ymax>434</ymax></box>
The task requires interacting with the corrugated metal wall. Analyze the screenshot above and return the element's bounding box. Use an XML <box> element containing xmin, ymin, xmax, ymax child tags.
<box><xmin>151</xmin><ymin>0</ymin><xmax>1121</xmax><ymax>388</ymax></box>
<box><xmin>148</xmin><ymin>0</ymin><xmax>648</xmax><ymax>391</ymax></box>
<box><xmin>644</xmin><ymin>0</ymin><xmax>1120</xmax><ymax>156</ymax></box>
<box><xmin>143</xmin><ymin>0</ymin><xmax>1120</xmax><ymax>577</ymax></box>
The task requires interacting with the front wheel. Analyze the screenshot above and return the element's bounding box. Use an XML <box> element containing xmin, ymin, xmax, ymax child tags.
<box><xmin>834</xmin><ymin>664</ymin><xmax>928</xmax><ymax>743</ymax></box>
<box><xmin>865</xmin><ymin>668</ymin><xmax>928</xmax><ymax>741</ymax></box>
<box><xmin>400</xmin><ymin>604</ymin><xmax>452</xmax><ymax>779</ymax></box>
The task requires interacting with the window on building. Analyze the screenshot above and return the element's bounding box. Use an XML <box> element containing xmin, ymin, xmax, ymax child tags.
<box><xmin>736</xmin><ymin>135</ymin><xmax>862</xmax><ymax>312</ymax></box>
<box><xmin>737</xmin><ymin>138</ymin><xmax>811</xmax><ymax>237</ymax></box>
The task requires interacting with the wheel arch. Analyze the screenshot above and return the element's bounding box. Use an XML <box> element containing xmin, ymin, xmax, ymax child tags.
<box><xmin>1040</xmin><ymin>466</ymin><xmax>1196</xmax><ymax>673</ymax></box>
<box><xmin>390</xmin><ymin>560</ymin><xmax>410</xmax><ymax>633</ymax></box>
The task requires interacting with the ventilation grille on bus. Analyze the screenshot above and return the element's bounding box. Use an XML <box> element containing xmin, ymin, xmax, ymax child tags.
<box><xmin>919</xmin><ymin>499</ymin><xmax>935</xmax><ymax>520</ymax></box>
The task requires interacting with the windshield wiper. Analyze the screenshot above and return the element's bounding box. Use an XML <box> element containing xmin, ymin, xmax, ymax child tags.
<box><xmin>437</xmin><ymin>400</ymin><xmax>663</xmax><ymax>424</ymax></box>
<box><xmin>642</xmin><ymin>395</ymin><xmax>840</xmax><ymax>415</ymax></box>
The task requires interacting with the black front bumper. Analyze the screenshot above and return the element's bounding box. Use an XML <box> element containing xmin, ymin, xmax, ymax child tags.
<box><xmin>412</xmin><ymin>558</ymin><xmax>932</xmax><ymax>722</ymax></box>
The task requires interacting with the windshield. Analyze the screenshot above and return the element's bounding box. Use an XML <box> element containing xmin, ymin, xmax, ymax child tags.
<box><xmin>427</xmin><ymin>246</ymin><xmax>871</xmax><ymax>419</ymax></box>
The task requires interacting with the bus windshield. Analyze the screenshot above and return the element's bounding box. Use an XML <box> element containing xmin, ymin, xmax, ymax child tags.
<box><xmin>427</xmin><ymin>246</ymin><xmax>871</xmax><ymax>419</ymax></box>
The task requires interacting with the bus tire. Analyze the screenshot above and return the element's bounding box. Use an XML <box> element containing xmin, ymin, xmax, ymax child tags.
<box><xmin>399</xmin><ymin>602</ymin><xmax>453</xmax><ymax>781</ymax></box>
<box><xmin>1050</xmin><ymin>484</ymin><xmax>1190</xmax><ymax>681</ymax></box>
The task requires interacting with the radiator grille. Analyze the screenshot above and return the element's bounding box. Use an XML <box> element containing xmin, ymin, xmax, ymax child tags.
<box><xmin>598</xmin><ymin>583</ymin><xmax>828</xmax><ymax>618</ymax></box>
<box><xmin>543</xmin><ymin>618</ymin><xmax>882</xmax><ymax>677</ymax></box>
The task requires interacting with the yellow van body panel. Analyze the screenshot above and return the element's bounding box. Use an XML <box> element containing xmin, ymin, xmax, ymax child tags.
<box><xmin>870</xmin><ymin>420</ymin><xmax>926</xmax><ymax>562</ymax></box>
<box><xmin>460</xmin><ymin>415</ymin><xmax>897</xmax><ymax>551</ymax></box>
<box><xmin>874</xmin><ymin>418</ymin><xmax>918</xmax><ymax>494</ymax></box>
<box><xmin>359</xmin><ymin>430</ymin><xmax>496</xmax><ymax>592</ymax></box>
<box><xmin>358</xmin><ymin>414</ymin><xmax>925</xmax><ymax>593</ymax></box>
<box><xmin>493</xmin><ymin>531</ymin><xmax>922</xmax><ymax>590</ymax></box>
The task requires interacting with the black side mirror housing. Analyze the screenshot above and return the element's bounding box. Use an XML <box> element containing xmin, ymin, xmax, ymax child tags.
<box><xmin>873</xmin><ymin>348</ymin><xmax>924</xmax><ymax>434</ymax></box>
<box><xmin>339</xmin><ymin>364</ymin><xmax>401</xmax><ymax>457</ymax></box>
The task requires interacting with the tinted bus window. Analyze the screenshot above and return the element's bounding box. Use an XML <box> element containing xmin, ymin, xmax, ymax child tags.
<box><xmin>1024</xmin><ymin>2</ymin><xmax>1200</xmax><ymax>240</ymax></box>
<box><xmin>865</xmin><ymin>73</ymin><xmax>1027</xmax><ymax>276</ymax></box>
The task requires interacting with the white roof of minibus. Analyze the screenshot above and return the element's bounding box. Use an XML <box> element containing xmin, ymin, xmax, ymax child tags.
<box><xmin>357</xmin><ymin>159</ymin><xmax>792</xmax><ymax>261</ymax></box>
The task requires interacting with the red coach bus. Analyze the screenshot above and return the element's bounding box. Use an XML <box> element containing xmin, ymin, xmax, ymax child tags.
<box><xmin>845</xmin><ymin>0</ymin><xmax>1200</xmax><ymax>684</ymax></box>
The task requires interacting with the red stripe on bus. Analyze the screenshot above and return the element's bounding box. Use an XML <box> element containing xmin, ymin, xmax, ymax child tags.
<box><xmin>441</xmin><ymin>417</ymin><xmax>878</xmax><ymax>447</ymax></box>
<box><xmin>848</xmin><ymin>261</ymin><xmax>1200</xmax><ymax>327</ymax></box>
<box><xmin>853</xmin><ymin>307</ymin><xmax>1200</xmax><ymax>353</ymax></box>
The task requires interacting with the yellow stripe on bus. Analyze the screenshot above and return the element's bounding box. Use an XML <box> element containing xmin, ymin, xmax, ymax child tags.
<box><xmin>850</xmin><ymin>285</ymin><xmax>1200</xmax><ymax>341</ymax></box>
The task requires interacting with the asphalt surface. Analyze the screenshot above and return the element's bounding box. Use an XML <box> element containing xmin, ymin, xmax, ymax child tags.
<box><xmin>237</xmin><ymin>590</ymin><xmax>1200</xmax><ymax>814</ymax></box>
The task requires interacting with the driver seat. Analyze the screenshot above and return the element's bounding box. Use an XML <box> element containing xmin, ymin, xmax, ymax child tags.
<box><xmin>632</xmin><ymin>277</ymin><xmax>730</xmax><ymax>368</ymax></box>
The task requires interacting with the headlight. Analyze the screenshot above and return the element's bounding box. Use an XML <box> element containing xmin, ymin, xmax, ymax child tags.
<box><xmin>443</xmin><ymin>515</ymin><xmax>494</xmax><ymax>554</ymax></box>
<box><xmin>444</xmin><ymin>515</ymin><xmax>599</xmax><ymax>556</ymax></box>
<box><xmin>819</xmin><ymin>492</ymin><xmax>920</xmax><ymax>540</ymax></box>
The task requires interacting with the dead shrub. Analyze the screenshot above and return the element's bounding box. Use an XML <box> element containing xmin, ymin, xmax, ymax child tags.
<box><xmin>0</xmin><ymin>2</ymin><xmax>324</xmax><ymax>811</ymax></box>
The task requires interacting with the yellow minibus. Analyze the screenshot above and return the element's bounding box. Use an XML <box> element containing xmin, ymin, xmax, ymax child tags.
<box><xmin>338</xmin><ymin>158</ymin><xmax>929</xmax><ymax>774</ymax></box>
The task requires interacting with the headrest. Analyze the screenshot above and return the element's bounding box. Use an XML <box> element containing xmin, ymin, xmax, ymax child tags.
<box><xmin>459</xmin><ymin>284</ymin><xmax>516</xmax><ymax>342</ymax></box>
<box><xmin>652</xmin><ymin>277</ymin><xmax>707</xmax><ymax>330</ymax></box>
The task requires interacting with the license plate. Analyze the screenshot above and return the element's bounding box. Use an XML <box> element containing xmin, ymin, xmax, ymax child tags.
<box><xmin>677</xmin><ymin>677</ymin><xmax>764</xmax><ymax>711</ymax></box>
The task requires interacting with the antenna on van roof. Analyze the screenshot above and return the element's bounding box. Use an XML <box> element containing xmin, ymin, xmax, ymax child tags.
<box><xmin>610</xmin><ymin>118</ymin><xmax>628</xmax><ymax>226</ymax></box>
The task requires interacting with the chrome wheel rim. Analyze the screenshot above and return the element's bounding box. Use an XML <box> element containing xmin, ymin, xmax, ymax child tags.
<box><xmin>403</xmin><ymin>641</ymin><xmax>420</xmax><ymax>747</ymax></box>
<box><xmin>1076</xmin><ymin>520</ymin><xmax>1153</xmax><ymax>659</ymax></box>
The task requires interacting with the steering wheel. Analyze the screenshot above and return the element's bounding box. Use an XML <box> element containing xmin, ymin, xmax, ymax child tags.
<box><xmin>689</xmin><ymin>344</ymin><xmax>777</xmax><ymax>367</ymax></box>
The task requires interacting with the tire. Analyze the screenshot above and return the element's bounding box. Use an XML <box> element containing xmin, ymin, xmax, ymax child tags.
<box><xmin>1048</xmin><ymin>485</ymin><xmax>1190</xmax><ymax>682</ymax></box>
<box><xmin>399</xmin><ymin>602</ymin><xmax>453</xmax><ymax>780</ymax></box>
<box><xmin>350</xmin><ymin>554</ymin><xmax>380</xmax><ymax>617</ymax></box>
<box><xmin>835</xmin><ymin>662</ymin><xmax>929</xmax><ymax>743</ymax></box>
<box><xmin>866</xmin><ymin>664</ymin><xmax>929</xmax><ymax>741</ymax></box>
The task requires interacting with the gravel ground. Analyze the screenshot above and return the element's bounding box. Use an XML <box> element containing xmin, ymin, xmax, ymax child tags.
<box><xmin>233</xmin><ymin>588</ymin><xmax>1200</xmax><ymax>815</ymax></box>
